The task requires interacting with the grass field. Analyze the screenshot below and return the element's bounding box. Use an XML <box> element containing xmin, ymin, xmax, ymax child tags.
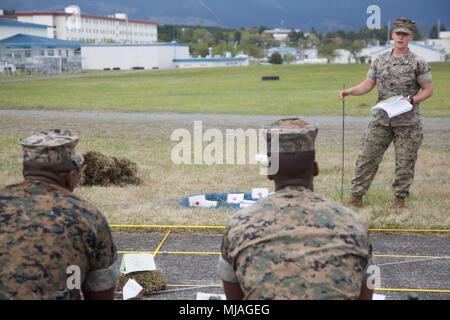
<box><xmin>0</xmin><ymin>63</ymin><xmax>449</xmax><ymax>231</ymax></box>
<box><xmin>1</xmin><ymin>63</ymin><xmax>449</xmax><ymax>117</ymax></box>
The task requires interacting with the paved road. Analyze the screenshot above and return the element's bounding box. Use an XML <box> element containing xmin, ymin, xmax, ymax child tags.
<box><xmin>112</xmin><ymin>231</ymin><xmax>449</xmax><ymax>300</ymax></box>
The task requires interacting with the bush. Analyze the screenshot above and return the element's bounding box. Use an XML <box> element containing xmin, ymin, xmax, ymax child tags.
<box><xmin>79</xmin><ymin>150</ymin><xmax>142</xmax><ymax>187</ymax></box>
<box><xmin>269</xmin><ymin>52</ymin><xmax>283</xmax><ymax>64</ymax></box>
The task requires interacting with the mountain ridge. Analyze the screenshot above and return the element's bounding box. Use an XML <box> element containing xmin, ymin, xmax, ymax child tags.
<box><xmin>3</xmin><ymin>0</ymin><xmax>449</xmax><ymax>32</ymax></box>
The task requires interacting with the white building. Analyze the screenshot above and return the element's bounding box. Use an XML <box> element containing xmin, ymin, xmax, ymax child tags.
<box><xmin>173</xmin><ymin>56</ymin><xmax>249</xmax><ymax>69</ymax></box>
<box><xmin>362</xmin><ymin>41</ymin><xmax>445</xmax><ymax>63</ymax></box>
<box><xmin>266</xmin><ymin>47</ymin><xmax>299</xmax><ymax>59</ymax></box>
<box><xmin>332</xmin><ymin>40</ymin><xmax>446</xmax><ymax>64</ymax></box>
<box><xmin>81</xmin><ymin>43</ymin><xmax>190</xmax><ymax>70</ymax></box>
<box><xmin>0</xmin><ymin>17</ymin><xmax>50</xmax><ymax>39</ymax></box>
<box><xmin>0</xmin><ymin>33</ymin><xmax>82</xmax><ymax>74</ymax></box>
<box><xmin>15</xmin><ymin>6</ymin><xmax>157</xmax><ymax>44</ymax></box>
<box><xmin>263</xmin><ymin>28</ymin><xmax>296</xmax><ymax>41</ymax></box>
<box><xmin>417</xmin><ymin>31</ymin><xmax>450</xmax><ymax>56</ymax></box>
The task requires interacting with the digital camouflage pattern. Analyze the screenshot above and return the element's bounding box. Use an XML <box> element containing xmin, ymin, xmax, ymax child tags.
<box><xmin>266</xmin><ymin>118</ymin><xmax>318</xmax><ymax>153</ymax></box>
<box><xmin>19</xmin><ymin>129</ymin><xmax>84</xmax><ymax>167</ymax></box>
<box><xmin>0</xmin><ymin>180</ymin><xmax>118</xmax><ymax>299</ymax></box>
<box><xmin>392</xmin><ymin>17</ymin><xmax>415</xmax><ymax>35</ymax></box>
<box><xmin>350</xmin><ymin>121</ymin><xmax>423</xmax><ymax>198</ymax></box>
<box><xmin>351</xmin><ymin>47</ymin><xmax>432</xmax><ymax>198</ymax></box>
<box><xmin>221</xmin><ymin>185</ymin><xmax>371</xmax><ymax>299</ymax></box>
<box><xmin>366</xmin><ymin>49</ymin><xmax>432</xmax><ymax>127</ymax></box>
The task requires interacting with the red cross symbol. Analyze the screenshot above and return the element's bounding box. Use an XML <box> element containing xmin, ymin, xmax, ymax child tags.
<box><xmin>195</xmin><ymin>201</ymin><xmax>200</xmax><ymax>206</ymax></box>
<box><xmin>258</xmin><ymin>192</ymin><xmax>262</xmax><ymax>197</ymax></box>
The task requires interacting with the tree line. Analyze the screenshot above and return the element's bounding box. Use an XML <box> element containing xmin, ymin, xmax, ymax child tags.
<box><xmin>158</xmin><ymin>23</ymin><xmax>447</xmax><ymax>62</ymax></box>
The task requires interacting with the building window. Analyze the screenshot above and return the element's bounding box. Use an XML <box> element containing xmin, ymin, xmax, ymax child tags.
<box><xmin>40</xmin><ymin>49</ymin><xmax>45</xmax><ymax>56</ymax></box>
<box><xmin>25</xmin><ymin>50</ymin><xmax>32</xmax><ymax>58</ymax></box>
<box><xmin>47</xmin><ymin>49</ymin><xmax>54</xmax><ymax>56</ymax></box>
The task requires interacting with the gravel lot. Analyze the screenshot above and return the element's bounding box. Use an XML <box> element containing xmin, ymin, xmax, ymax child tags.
<box><xmin>0</xmin><ymin>109</ymin><xmax>449</xmax><ymax>149</ymax></box>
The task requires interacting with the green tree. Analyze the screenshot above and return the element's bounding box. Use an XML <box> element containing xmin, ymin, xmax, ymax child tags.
<box><xmin>288</xmin><ymin>29</ymin><xmax>304</xmax><ymax>44</ymax></box>
<box><xmin>412</xmin><ymin>26</ymin><xmax>423</xmax><ymax>41</ymax></box>
<box><xmin>233</xmin><ymin>30</ymin><xmax>242</xmax><ymax>43</ymax></box>
<box><xmin>157</xmin><ymin>25</ymin><xmax>180</xmax><ymax>42</ymax></box>
<box><xmin>213</xmin><ymin>43</ymin><xmax>235</xmax><ymax>56</ymax></box>
<box><xmin>193</xmin><ymin>28</ymin><xmax>213</xmax><ymax>43</ymax></box>
<box><xmin>237</xmin><ymin>43</ymin><xmax>264</xmax><ymax>58</ymax></box>
<box><xmin>346</xmin><ymin>39</ymin><xmax>366</xmax><ymax>63</ymax></box>
<box><xmin>269</xmin><ymin>52</ymin><xmax>283</xmax><ymax>64</ymax></box>
<box><xmin>214</xmin><ymin>29</ymin><xmax>226</xmax><ymax>44</ymax></box>
<box><xmin>429</xmin><ymin>24</ymin><xmax>446</xmax><ymax>39</ymax></box>
<box><xmin>179</xmin><ymin>28</ymin><xmax>195</xmax><ymax>43</ymax></box>
<box><xmin>317</xmin><ymin>42</ymin><xmax>339</xmax><ymax>63</ymax></box>
<box><xmin>258</xmin><ymin>25</ymin><xmax>269</xmax><ymax>34</ymax></box>
<box><xmin>190</xmin><ymin>42</ymin><xmax>210</xmax><ymax>57</ymax></box>
<box><xmin>429</xmin><ymin>24</ymin><xmax>438</xmax><ymax>39</ymax></box>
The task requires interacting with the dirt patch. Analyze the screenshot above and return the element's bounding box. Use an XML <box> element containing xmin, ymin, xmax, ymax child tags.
<box><xmin>79</xmin><ymin>150</ymin><xmax>143</xmax><ymax>187</ymax></box>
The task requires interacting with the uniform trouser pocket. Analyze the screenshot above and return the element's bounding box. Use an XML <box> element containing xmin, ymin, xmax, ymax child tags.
<box><xmin>392</xmin><ymin>125</ymin><xmax>423</xmax><ymax>198</ymax></box>
<box><xmin>351</xmin><ymin>121</ymin><xmax>393</xmax><ymax>196</ymax></box>
<box><xmin>350</xmin><ymin>121</ymin><xmax>423</xmax><ymax>198</ymax></box>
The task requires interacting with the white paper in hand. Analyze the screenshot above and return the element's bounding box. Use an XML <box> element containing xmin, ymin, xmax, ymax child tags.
<box><xmin>120</xmin><ymin>253</ymin><xmax>156</xmax><ymax>274</ymax></box>
<box><xmin>122</xmin><ymin>279</ymin><xmax>143</xmax><ymax>300</ymax></box>
<box><xmin>371</xmin><ymin>95</ymin><xmax>412</xmax><ymax>118</ymax></box>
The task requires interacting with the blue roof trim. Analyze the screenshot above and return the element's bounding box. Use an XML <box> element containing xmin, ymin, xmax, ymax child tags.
<box><xmin>410</xmin><ymin>41</ymin><xmax>445</xmax><ymax>53</ymax></box>
<box><xmin>81</xmin><ymin>43</ymin><xmax>188</xmax><ymax>47</ymax></box>
<box><xmin>0</xmin><ymin>18</ymin><xmax>50</xmax><ymax>28</ymax></box>
<box><xmin>0</xmin><ymin>34</ymin><xmax>81</xmax><ymax>48</ymax></box>
<box><xmin>267</xmin><ymin>47</ymin><xmax>298</xmax><ymax>52</ymax></box>
<box><xmin>173</xmin><ymin>57</ymin><xmax>248</xmax><ymax>62</ymax></box>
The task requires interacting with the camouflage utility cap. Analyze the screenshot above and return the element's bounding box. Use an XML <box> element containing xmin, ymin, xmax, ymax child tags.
<box><xmin>266</xmin><ymin>118</ymin><xmax>318</xmax><ymax>153</ymax></box>
<box><xmin>19</xmin><ymin>129</ymin><xmax>84</xmax><ymax>168</ymax></box>
<box><xmin>393</xmin><ymin>17</ymin><xmax>415</xmax><ymax>35</ymax></box>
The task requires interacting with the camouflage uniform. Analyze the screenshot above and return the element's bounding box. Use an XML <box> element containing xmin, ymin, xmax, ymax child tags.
<box><xmin>350</xmin><ymin>19</ymin><xmax>432</xmax><ymax>198</ymax></box>
<box><xmin>0</xmin><ymin>130</ymin><xmax>118</xmax><ymax>300</ymax></box>
<box><xmin>218</xmin><ymin>119</ymin><xmax>372</xmax><ymax>299</ymax></box>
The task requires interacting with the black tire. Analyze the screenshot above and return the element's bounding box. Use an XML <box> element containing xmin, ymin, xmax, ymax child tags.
<box><xmin>262</xmin><ymin>75</ymin><xmax>280</xmax><ymax>80</ymax></box>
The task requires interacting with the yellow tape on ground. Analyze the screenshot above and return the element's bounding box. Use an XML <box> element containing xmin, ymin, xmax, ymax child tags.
<box><xmin>118</xmin><ymin>250</ymin><xmax>220</xmax><ymax>255</ymax></box>
<box><xmin>117</xmin><ymin>251</ymin><xmax>449</xmax><ymax>260</ymax></box>
<box><xmin>369</xmin><ymin>228</ymin><xmax>450</xmax><ymax>232</ymax></box>
<box><xmin>164</xmin><ymin>284</ymin><xmax>450</xmax><ymax>294</ymax></box>
<box><xmin>110</xmin><ymin>224</ymin><xmax>448</xmax><ymax>232</ymax></box>
<box><xmin>167</xmin><ymin>284</ymin><xmax>223</xmax><ymax>288</ymax></box>
<box><xmin>374</xmin><ymin>288</ymin><xmax>450</xmax><ymax>294</ymax></box>
<box><xmin>153</xmin><ymin>227</ymin><xmax>172</xmax><ymax>257</ymax></box>
<box><xmin>110</xmin><ymin>224</ymin><xmax>226</xmax><ymax>229</ymax></box>
<box><xmin>375</xmin><ymin>254</ymin><xmax>450</xmax><ymax>259</ymax></box>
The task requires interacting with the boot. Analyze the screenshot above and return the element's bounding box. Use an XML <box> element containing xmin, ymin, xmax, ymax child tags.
<box><xmin>343</xmin><ymin>195</ymin><xmax>363</xmax><ymax>208</ymax></box>
<box><xmin>389</xmin><ymin>197</ymin><xmax>406</xmax><ymax>211</ymax></box>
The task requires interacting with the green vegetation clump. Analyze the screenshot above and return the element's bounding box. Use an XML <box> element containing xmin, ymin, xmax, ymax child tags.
<box><xmin>79</xmin><ymin>150</ymin><xmax>143</xmax><ymax>187</ymax></box>
<box><xmin>117</xmin><ymin>270</ymin><xmax>167</xmax><ymax>299</ymax></box>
